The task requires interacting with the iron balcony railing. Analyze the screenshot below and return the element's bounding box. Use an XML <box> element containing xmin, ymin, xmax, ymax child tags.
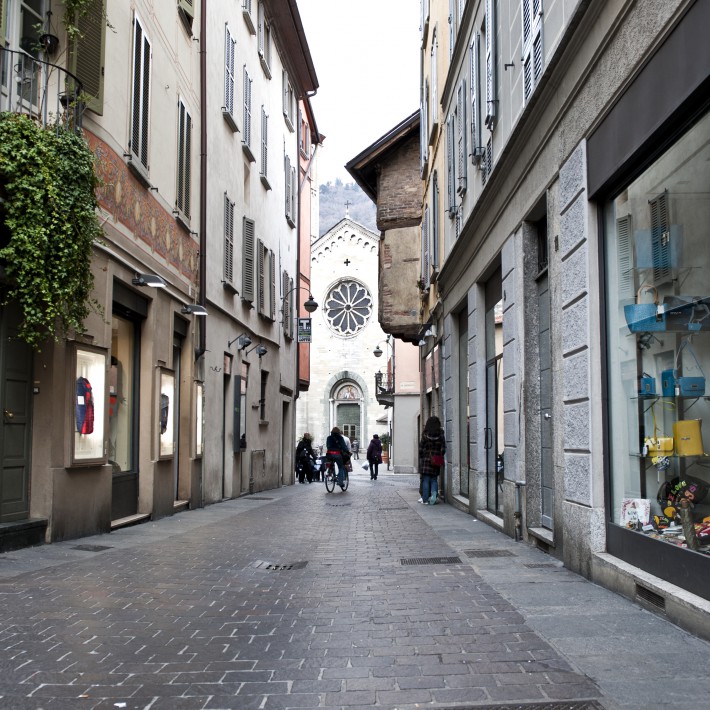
<box><xmin>0</xmin><ymin>47</ymin><xmax>84</xmax><ymax>131</ymax></box>
<box><xmin>374</xmin><ymin>371</ymin><xmax>394</xmax><ymax>406</ymax></box>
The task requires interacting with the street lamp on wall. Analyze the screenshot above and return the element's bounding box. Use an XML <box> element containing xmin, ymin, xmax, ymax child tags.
<box><xmin>372</xmin><ymin>335</ymin><xmax>395</xmax><ymax>396</ymax></box>
<box><xmin>228</xmin><ymin>332</ymin><xmax>252</xmax><ymax>350</ymax></box>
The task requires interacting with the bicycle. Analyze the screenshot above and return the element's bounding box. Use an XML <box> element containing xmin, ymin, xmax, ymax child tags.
<box><xmin>324</xmin><ymin>459</ymin><xmax>349</xmax><ymax>492</ymax></box>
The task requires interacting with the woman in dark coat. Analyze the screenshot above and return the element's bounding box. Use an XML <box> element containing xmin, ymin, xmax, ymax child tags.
<box><xmin>419</xmin><ymin>416</ymin><xmax>445</xmax><ymax>504</ymax></box>
<box><xmin>366</xmin><ymin>434</ymin><xmax>383</xmax><ymax>480</ymax></box>
<box><xmin>295</xmin><ymin>433</ymin><xmax>317</xmax><ymax>483</ymax></box>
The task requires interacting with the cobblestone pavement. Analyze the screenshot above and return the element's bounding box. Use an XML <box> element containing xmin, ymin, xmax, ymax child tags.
<box><xmin>1</xmin><ymin>472</ymin><xmax>709</xmax><ymax>709</ymax></box>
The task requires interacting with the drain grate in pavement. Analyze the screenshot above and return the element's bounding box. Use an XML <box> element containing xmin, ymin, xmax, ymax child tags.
<box><xmin>72</xmin><ymin>544</ymin><xmax>113</xmax><ymax>552</ymax></box>
<box><xmin>328</xmin><ymin>502</ymin><xmax>353</xmax><ymax>506</ymax></box>
<box><xmin>524</xmin><ymin>562</ymin><xmax>559</xmax><ymax>568</ymax></box>
<box><xmin>378</xmin><ymin>506</ymin><xmax>408</xmax><ymax>511</ymax></box>
<box><xmin>252</xmin><ymin>560</ymin><xmax>308</xmax><ymax>571</ymax></box>
<box><xmin>433</xmin><ymin>702</ymin><xmax>605</xmax><ymax>710</ymax></box>
<box><xmin>401</xmin><ymin>556</ymin><xmax>462</xmax><ymax>565</ymax></box>
<box><xmin>464</xmin><ymin>549</ymin><xmax>516</xmax><ymax>558</ymax></box>
<box><xmin>246</xmin><ymin>497</ymin><xmax>274</xmax><ymax>501</ymax></box>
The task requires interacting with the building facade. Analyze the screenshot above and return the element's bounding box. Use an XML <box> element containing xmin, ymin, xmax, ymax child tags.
<box><xmin>0</xmin><ymin>0</ymin><xmax>319</xmax><ymax>551</ymax></box>
<box><xmin>413</xmin><ymin>0</ymin><xmax>710</xmax><ymax>634</ymax></box>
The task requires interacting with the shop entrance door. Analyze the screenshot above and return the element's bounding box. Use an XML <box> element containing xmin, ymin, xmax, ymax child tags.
<box><xmin>0</xmin><ymin>305</ymin><xmax>33</xmax><ymax>523</ymax></box>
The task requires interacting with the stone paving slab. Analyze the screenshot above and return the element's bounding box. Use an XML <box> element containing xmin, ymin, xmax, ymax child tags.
<box><xmin>0</xmin><ymin>473</ymin><xmax>707</xmax><ymax>709</ymax></box>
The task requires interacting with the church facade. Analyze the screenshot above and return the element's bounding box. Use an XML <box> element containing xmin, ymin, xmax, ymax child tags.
<box><xmin>296</xmin><ymin>218</ymin><xmax>392</xmax><ymax>459</ymax></box>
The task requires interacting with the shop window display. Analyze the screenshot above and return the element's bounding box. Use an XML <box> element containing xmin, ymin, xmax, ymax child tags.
<box><xmin>73</xmin><ymin>346</ymin><xmax>106</xmax><ymax>463</ymax></box>
<box><xmin>159</xmin><ymin>370</ymin><xmax>175</xmax><ymax>458</ymax></box>
<box><xmin>605</xmin><ymin>112</ymin><xmax>710</xmax><ymax>552</ymax></box>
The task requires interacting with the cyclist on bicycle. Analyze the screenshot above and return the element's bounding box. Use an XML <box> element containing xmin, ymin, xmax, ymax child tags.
<box><xmin>325</xmin><ymin>426</ymin><xmax>350</xmax><ymax>490</ymax></box>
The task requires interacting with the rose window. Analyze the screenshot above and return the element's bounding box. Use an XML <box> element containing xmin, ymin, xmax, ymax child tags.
<box><xmin>325</xmin><ymin>281</ymin><xmax>373</xmax><ymax>336</ymax></box>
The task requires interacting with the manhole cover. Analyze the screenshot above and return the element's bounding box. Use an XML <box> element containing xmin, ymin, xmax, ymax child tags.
<box><xmin>72</xmin><ymin>544</ymin><xmax>113</xmax><ymax>552</ymax></box>
<box><xmin>251</xmin><ymin>560</ymin><xmax>308</xmax><ymax>571</ymax></box>
<box><xmin>401</xmin><ymin>556</ymin><xmax>462</xmax><ymax>565</ymax></box>
<box><xmin>464</xmin><ymin>549</ymin><xmax>516</xmax><ymax>558</ymax></box>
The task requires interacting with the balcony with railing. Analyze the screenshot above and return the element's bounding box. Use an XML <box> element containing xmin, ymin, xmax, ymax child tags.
<box><xmin>0</xmin><ymin>47</ymin><xmax>84</xmax><ymax>131</ymax></box>
<box><xmin>374</xmin><ymin>370</ymin><xmax>394</xmax><ymax>407</ymax></box>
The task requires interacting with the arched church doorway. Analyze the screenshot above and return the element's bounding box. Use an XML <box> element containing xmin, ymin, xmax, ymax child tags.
<box><xmin>333</xmin><ymin>383</ymin><xmax>362</xmax><ymax>443</ymax></box>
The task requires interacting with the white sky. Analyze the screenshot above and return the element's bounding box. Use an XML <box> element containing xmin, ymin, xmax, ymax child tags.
<box><xmin>297</xmin><ymin>0</ymin><xmax>421</xmax><ymax>185</ymax></box>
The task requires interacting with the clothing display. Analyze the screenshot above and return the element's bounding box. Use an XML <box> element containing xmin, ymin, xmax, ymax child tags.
<box><xmin>75</xmin><ymin>376</ymin><xmax>94</xmax><ymax>435</ymax></box>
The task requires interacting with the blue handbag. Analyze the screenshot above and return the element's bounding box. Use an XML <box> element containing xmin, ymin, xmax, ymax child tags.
<box><xmin>624</xmin><ymin>286</ymin><xmax>665</xmax><ymax>333</ymax></box>
<box><xmin>675</xmin><ymin>337</ymin><xmax>706</xmax><ymax>397</ymax></box>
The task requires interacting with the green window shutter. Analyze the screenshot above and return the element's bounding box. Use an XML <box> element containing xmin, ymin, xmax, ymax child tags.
<box><xmin>242</xmin><ymin>217</ymin><xmax>255</xmax><ymax>302</ymax></box>
<box><xmin>0</xmin><ymin>0</ymin><xmax>7</xmax><ymax>46</ymax></box>
<box><xmin>269</xmin><ymin>250</ymin><xmax>276</xmax><ymax>321</ymax></box>
<box><xmin>178</xmin><ymin>0</ymin><xmax>194</xmax><ymax>21</ymax></box>
<box><xmin>69</xmin><ymin>0</ymin><xmax>106</xmax><ymax>115</ymax></box>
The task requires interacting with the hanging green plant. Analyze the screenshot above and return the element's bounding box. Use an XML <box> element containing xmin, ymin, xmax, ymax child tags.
<box><xmin>0</xmin><ymin>113</ymin><xmax>103</xmax><ymax>350</ymax></box>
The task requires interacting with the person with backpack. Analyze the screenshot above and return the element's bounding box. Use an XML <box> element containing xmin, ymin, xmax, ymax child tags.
<box><xmin>366</xmin><ymin>434</ymin><xmax>383</xmax><ymax>480</ymax></box>
<box><xmin>419</xmin><ymin>416</ymin><xmax>446</xmax><ymax>504</ymax></box>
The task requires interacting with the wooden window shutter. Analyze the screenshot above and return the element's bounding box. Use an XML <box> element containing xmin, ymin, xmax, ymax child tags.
<box><xmin>257</xmin><ymin>238</ymin><xmax>265</xmax><ymax>314</ymax></box>
<box><xmin>284</xmin><ymin>154</ymin><xmax>292</xmax><ymax>218</ymax></box>
<box><xmin>242</xmin><ymin>217</ymin><xmax>255</xmax><ymax>301</ymax></box>
<box><xmin>432</xmin><ymin>172</ymin><xmax>440</xmax><ymax>269</ymax></box>
<box><xmin>176</xmin><ymin>101</ymin><xmax>192</xmax><ymax>218</ymax></box>
<box><xmin>431</xmin><ymin>32</ymin><xmax>438</xmax><ymax>128</ymax></box>
<box><xmin>484</xmin><ymin>0</ymin><xmax>496</xmax><ymax>128</ymax></box>
<box><xmin>470</xmin><ymin>33</ymin><xmax>483</xmax><ymax>163</ymax></box>
<box><xmin>69</xmin><ymin>0</ymin><xmax>107</xmax><ymax>115</ymax></box>
<box><xmin>269</xmin><ymin>250</ymin><xmax>276</xmax><ymax>320</ymax></box>
<box><xmin>288</xmin><ymin>277</ymin><xmax>294</xmax><ymax>338</ymax></box>
<box><xmin>178</xmin><ymin>0</ymin><xmax>194</xmax><ymax>21</ymax></box>
<box><xmin>225</xmin><ymin>27</ymin><xmax>235</xmax><ymax>115</ymax></box>
<box><xmin>650</xmin><ymin>190</ymin><xmax>671</xmax><ymax>284</ymax></box>
<box><xmin>282</xmin><ymin>71</ymin><xmax>289</xmax><ymax>116</ymax></box>
<box><xmin>224</xmin><ymin>194</ymin><xmax>234</xmax><ymax>283</ymax></box>
<box><xmin>522</xmin><ymin>0</ymin><xmax>543</xmax><ymax>101</ymax></box>
<box><xmin>0</xmin><ymin>0</ymin><xmax>6</xmax><ymax>46</ymax></box>
<box><xmin>446</xmin><ymin>115</ymin><xmax>455</xmax><ymax>216</ymax></box>
<box><xmin>422</xmin><ymin>205</ymin><xmax>430</xmax><ymax>282</ymax></box>
<box><xmin>243</xmin><ymin>67</ymin><xmax>251</xmax><ymax>147</ymax></box>
<box><xmin>257</xmin><ymin>2</ymin><xmax>264</xmax><ymax>55</ymax></box>
<box><xmin>261</xmin><ymin>108</ymin><xmax>268</xmax><ymax>176</ymax></box>
<box><xmin>456</xmin><ymin>80</ymin><xmax>467</xmax><ymax>195</ymax></box>
<box><xmin>131</xmin><ymin>15</ymin><xmax>151</xmax><ymax>169</ymax></box>
<box><xmin>282</xmin><ymin>271</ymin><xmax>290</xmax><ymax>335</ymax></box>
<box><xmin>615</xmin><ymin>215</ymin><xmax>634</xmax><ymax>301</ymax></box>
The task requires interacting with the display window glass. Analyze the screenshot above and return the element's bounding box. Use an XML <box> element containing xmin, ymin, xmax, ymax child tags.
<box><xmin>195</xmin><ymin>382</ymin><xmax>204</xmax><ymax>457</ymax></box>
<box><xmin>159</xmin><ymin>370</ymin><xmax>175</xmax><ymax>458</ymax></box>
<box><xmin>73</xmin><ymin>346</ymin><xmax>106</xmax><ymax>463</ymax></box>
<box><xmin>604</xmin><ymin>111</ymin><xmax>710</xmax><ymax>552</ymax></box>
<box><xmin>110</xmin><ymin>314</ymin><xmax>137</xmax><ymax>473</ymax></box>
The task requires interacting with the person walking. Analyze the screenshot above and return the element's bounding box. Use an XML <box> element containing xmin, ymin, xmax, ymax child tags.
<box><xmin>325</xmin><ymin>426</ymin><xmax>350</xmax><ymax>490</ymax></box>
<box><xmin>352</xmin><ymin>439</ymin><xmax>360</xmax><ymax>459</ymax></box>
<box><xmin>367</xmin><ymin>434</ymin><xmax>383</xmax><ymax>480</ymax></box>
<box><xmin>419</xmin><ymin>416</ymin><xmax>446</xmax><ymax>504</ymax></box>
<box><xmin>295</xmin><ymin>433</ymin><xmax>317</xmax><ymax>483</ymax></box>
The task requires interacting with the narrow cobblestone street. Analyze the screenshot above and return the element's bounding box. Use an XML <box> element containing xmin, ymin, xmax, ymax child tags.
<box><xmin>1</xmin><ymin>472</ymin><xmax>709</xmax><ymax>710</ymax></box>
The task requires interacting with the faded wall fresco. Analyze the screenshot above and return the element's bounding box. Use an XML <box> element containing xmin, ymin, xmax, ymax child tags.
<box><xmin>85</xmin><ymin>132</ymin><xmax>199</xmax><ymax>283</ymax></box>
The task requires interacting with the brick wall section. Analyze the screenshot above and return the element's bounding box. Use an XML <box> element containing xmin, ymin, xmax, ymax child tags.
<box><xmin>376</xmin><ymin>136</ymin><xmax>423</xmax><ymax>231</ymax></box>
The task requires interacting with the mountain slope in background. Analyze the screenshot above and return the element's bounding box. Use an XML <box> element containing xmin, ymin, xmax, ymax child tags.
<box><xmin>317</xmin><ymin>180</ymin><xmax>377</xmax><ymax>237</ymax></box>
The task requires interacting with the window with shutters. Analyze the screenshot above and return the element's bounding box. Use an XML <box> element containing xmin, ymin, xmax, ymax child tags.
<box><xmin>282</xmin><ymin>71</ymin><xmax>295</xmax><ymax>131</ymax></box>
<box><xmin>420</xmin><ymin>0</ymin><xmax>430</xmax><ymax>41</ymax></box>
<box><xmin>224</xmin><ymin>194</ymin><xmax>235</xmax><ymax>286</ymax></box>
<box><xmin>242</xmin><ymin>67</ymin><xmax>255</xmax><ymax>162</ymax></box>
<box><xmin>446</xmin><ymin>114</ymin><xmax>456</xmax><ymax>218</ymax></box>
<box><xmin>421</xmin><ymin>205</ymin><xmax>430</xmax><ymax>284</ymax></box>
<box><xmin>242</xmin><ymin>217</ymin><xmax>255</xmax><ymax>302</ymax></box>
<box><xmin>420</xmin><ymin>78</ymin><xmax>429</xmax><ymax>174</ymax></box>
<box><xmin>176</xmin><ymin>99</ymin><xmax>192</xmax><ymax>221</ymax></box>
<box><xmin>285</xmin><ymin>153</ymin><xmax>296</xmax><ymax>228</ymax></box>
<box><xmin>257</xmin><ymin>240</ymin><xmax>276</xmax><ymax>320</ymax></box>
<box><xmin>259</xmin><ymin>371</ymin><xmax>268</xmax><ymax>421</ymax></box>
<box><xmin>522</xmin><ymin>0</ymin><xmax>543</xmax><ymax>103</ymax></box>
<box><xmin>448</xmin><ymin>0</ymin><xmax>465</xmax><ymax>58</ymax></box>
<box><xmin>484</xmin><ymin>0</ymin><xmax>497</xmax><ymax>130</ymax></box>
<box><xmin>129</xmin><ymin>13</ymin><xmax>152</xmax><ymax>181</ymax></box>
<box><xmin>432</xmin><ymin>172</ymin><xmax>440</xmax><ymax>270</ymax></box>
<box><xmin>242</xmin><ymin>0</ymin><xmax>256</xmax><ymax>35</ymax></box>
<box><xmin>257</xmin><ymin>2</ymin><xmax>272</xmax><ymax>78</ymax></box>
<box><xmin>282</xmin><ymin>273</ymin><xmax>294</xmax><ymax>339</ymax></box>
<box><xmin>222</xmin><ymin>26</ymin><xmax>238</xmax><ymax>132</ymax></box>
<box><xmin>260</xmin><ymin>107</ymin><xmax>270</xmax><ymax>189</ymax></box>
<box><xmin>177</xmin><ymin>0</ymin><xmax>194</xmax><ymax>34</ymax></box>
<box><xmin>456</xmin><ymin>80</ymin><xmax>467</xmax><ymax>196</ymax></box>
<box><xmin>469</xmin><ymin>32</ymin><xmax>484</xmax><ymax>164</ymax></box>
<box><xmin>429</xmin><ymin>29</ymin><xmax>438</xmax><ymax>144</ymax></box>
<box><xmin>69</xmin><ymin>0</ymin><xmax>106</xmax><ymax>115</ymax></box>
<box><xmin>481</xmin><ymin>137</ymin><xmax>493</xmax><ymax>186</ymax></box>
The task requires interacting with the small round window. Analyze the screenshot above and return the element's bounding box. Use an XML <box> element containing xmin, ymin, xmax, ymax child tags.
<box><xmin>325</xmin><ymin>281</ymin><xmax>373</xmax><ymax>336</ymax></box>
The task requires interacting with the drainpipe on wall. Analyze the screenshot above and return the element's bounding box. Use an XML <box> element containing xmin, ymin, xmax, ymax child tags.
<box><xmin>195</xmin><ymin>0</ymin><xmax>207</xmax><ymax>361</ymax></box>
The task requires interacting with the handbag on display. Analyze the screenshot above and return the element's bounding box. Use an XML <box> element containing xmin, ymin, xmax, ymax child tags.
<box><xmin>645</xmin><ymin>402</ymin><xmax>673</xmax><ymax>455</ymax></box>
<box><xmin>662</xmin><ymin>295</ymin><xmax>710</xmax><ymax>331</ymax></box>
<box><xmin>638</xmin><ymin>373</ymin><xmax>656</xmax><ymax>397</ymax></box>
<box><xmin>657</xmin><ymin>475</ymin><xmax>710</xmax><ymax>506</ymax></box>
<box><xmin>673</xmin><ymin>419</ymin><xmax>705</xmax><ymax>457</ymax></box>
<box><xmin>674</xmin><ymin>337</ymin><xmax>706</xmax><ymax>397</ymax></box>
<box><xmin>624</xmin><ymin>286</ymin><xmax>665</xmax><ymax>333</ymax></box>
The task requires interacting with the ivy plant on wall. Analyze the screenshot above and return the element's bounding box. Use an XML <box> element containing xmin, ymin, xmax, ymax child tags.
<box><xmin>0</xmin><ymin>113</ymin><xmax>103</xmax><ymax>349</ymax></box>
